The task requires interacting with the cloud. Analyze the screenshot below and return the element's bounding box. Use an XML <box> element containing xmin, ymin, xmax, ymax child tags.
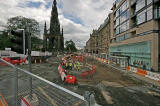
<box><xmin>0</xmin><ymin>0</ymin><xmax>114</xmax><ymax>48</ymax></box>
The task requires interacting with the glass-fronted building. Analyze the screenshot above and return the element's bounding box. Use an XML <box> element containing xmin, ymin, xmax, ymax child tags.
<box><xmin>110</xmin><ymin>0</ymin><xmax>160</xmax><ymax>71</ymax></box>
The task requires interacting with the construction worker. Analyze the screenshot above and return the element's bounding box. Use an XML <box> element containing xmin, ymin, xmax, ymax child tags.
<box><xmin>74</xmin><ymin>62</ymin><xmax>77</xmax><ymax>69</ymax></box>
<box><xmin>65</xmin><ymin>62</ymin><xmax>68</xmax><ymax>69</ymax></box>
<box><xmin>69</xmin><ymin>62</ymin><xmax>72</xmax><ymax>70</ymax></box>
<box><xmin>77</xmin><ymin>62</ymin><xmax>81</xmax><ymax>71</ymax></box>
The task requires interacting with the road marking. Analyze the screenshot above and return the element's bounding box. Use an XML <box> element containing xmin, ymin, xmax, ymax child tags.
<box><xmin>101</xmin><ymin>90</ymin><xmax>114</xmax><ymax>104</ymax></box>
<box><xmin>0</xmin><ymin>94</ymin><xmax>8</xmax><ymax>106</ymax></box>
<box><xmin>38</xmin><ymin>87</ymin><xmax>58</xmax><ymax>106</ymax></box>
<box><xmin>72</xmin><ymin>101</ymin><xmax>82</xmax><ymax>106</ymax></box>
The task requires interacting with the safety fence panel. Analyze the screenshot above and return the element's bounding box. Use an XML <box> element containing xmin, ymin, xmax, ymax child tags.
<box><xmin>0</xmin><ymin>58</ymin><xmax>87</xmax><ymax>106</ymax></box>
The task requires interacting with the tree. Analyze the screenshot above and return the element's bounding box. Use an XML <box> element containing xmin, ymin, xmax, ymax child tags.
<box><xmin>31</xmin><ymin>36</ymin><xmax>43</xmax><ymax>51</ymax></box>
<box><xmin>6</xmin><ymin>16</ymin><xmax>40</xmax><ymax>37</ymax></box>
<box><xmin>4</xmin><ymin>16</ymin><xmax>43</xmax><ymax>51</ymax></box>
<box><xmin>0</xmin><ymin>31</ymin><xmax>13</xmax><ymax>50</ymax></box>
<box><xmin>65</xmin><ymin>40</ymin><xmax>77</xmax><ymax>52</ymax></box>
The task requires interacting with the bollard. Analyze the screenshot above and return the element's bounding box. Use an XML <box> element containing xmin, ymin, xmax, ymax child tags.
<box><xmin>40</xmin><ymin>59</ymin><xmax>42</xmax><ymax>64</ymax></box>
<box><xmin>34</xmin><ymin>59</ymin><xmax>37</xmax><ymax>64</ymax></box>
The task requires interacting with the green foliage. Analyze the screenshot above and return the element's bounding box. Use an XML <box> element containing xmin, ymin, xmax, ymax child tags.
<box><xmin>65</xmin><ymin>40</ymin><xmax>77</xmax><ymax>52</ymax></box>
<box><xmin>31</xmin><ymin>36</ymin><xmax>43</xmax><ymax>51</ymax></box>
<box><xmin>0</xmin><ymin>16</ymin><xmax>43</xmax><ymax>51</ymax></box>
<box><xmin>6</xmin><ymin>16</ymin><xmax>40</xmax><ymax>37</ymax></box>
<box><xmin>0</xmin><ymin>31</ymin><xmax>14</xmax><ymax>50</ymax></box>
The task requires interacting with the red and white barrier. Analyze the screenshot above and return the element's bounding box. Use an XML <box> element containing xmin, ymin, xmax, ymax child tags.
<box><xmin>126</xmin><ymin>66</ymin><xmax>160</xmax><ymax>83</ymax></box>
<box><xmin>58</xmin><ymin>64</ymin><xmax>67</xmax><ymax>81</ymax></box>
<box><xmin>81</xmin><ymin>65</ymin><xmax>96</xmax><ymax>78</ymax></box>
<box><xmin>0</xmin><ymin>57</ymin><xmax>27</xmax><ymax>66</ymax></box>
<box><xmin>58</xmin><ymin>64</ymin><xmax>77</xmax><ymax>84</ymax></box>
<box><xmin>0</xmin><ymin>94</ymin><xmax>8</xmax><ymax>106</ymax></box>
<box><xmin>88</xmin><ymin>54</ymin><xmax>160</xmax><ymax>83</ymax></box>
<box><xmin>21</xmin><ymin>94</ymin><xmax>38</xmax><ymax>106</ymax></box>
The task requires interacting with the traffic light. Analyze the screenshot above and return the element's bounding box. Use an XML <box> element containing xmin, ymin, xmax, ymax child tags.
<box><xmin>11</xmin><ymin>29</ymin><xmax>26</xmax><ymax>54</ymax></box>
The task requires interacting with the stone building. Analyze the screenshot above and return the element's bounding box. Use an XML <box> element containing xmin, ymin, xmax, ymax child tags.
<box><xmin>97</xmin><ymin>15</ymin><xmax>111</xmax><ymax>54</ymax></box>
<box><xmin>85</xmin><ymin>0</ymin><xmax>160</xmax><ymax>71</ymax></box>
<box><xmin>85</xmin><ymin>15</ymin><xmax>111</xmax><ymax>55</ymax></box>
<box><xmin>43</xmin><ymin>0</ymin><xmax>64</xmax><ymax>52</ymax></box>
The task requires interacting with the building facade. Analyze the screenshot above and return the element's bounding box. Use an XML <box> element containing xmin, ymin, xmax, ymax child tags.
<box><xmin>85</xmin><ymin>16</ymin><xmax>111</xmax><ymax>55</ymax></box>
<box><xmin>97</xmin><ymin>16</ymin><xmax>111</xmax><ymax>54</ymax></box>
<box><xmin>110</xmin><ymin>0</ymin><xmax>160</xmax><ymax>71</ymax></box>
<box><xmin>43</xmin><ymin>0</ymin><xmax>64</xmax><ymax>52</ymax></box>
<box><xmin>85</xmin><ymin>0</ymin><xmax>160</xmax><ymax>71</ymax></box>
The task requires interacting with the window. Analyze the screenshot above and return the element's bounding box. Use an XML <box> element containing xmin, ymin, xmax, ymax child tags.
<box><xmin>116</xmin><ymin>9</ymin><xmax>120</xmax><ymax>18</ymax></box>
<box><xmin>120</xmin><ymin>9</ymin><xmax>129</xmax><ymax>24</ymax></box>
<box><xmin>116</xmin><ymin>17</ymin><xmax>120</xmax><ymax>26</ymax></box>
<box><xmin>154</xmin><ymin>5</ymin><xmax>160</xmax><ymax>19</ymax></box>
<box><xmin>121</xmin><ymin>1</ymin><xmax>127</xmax><ymax>12</ymax></box>
<box><xmin>126</xmin><ymin>20</ymin><xmax>129</xmax><ymax>30</ymax></box>
<box><xmin>147</xmin><ymin>6</ymin><xmax>153</xmax><ymax>21</ymax></box>
<box><xmin>120</xmin><ymin>22</ymin><xmax>126</xmax><ymax>33</ymax></box>
<box><xmin>116</xmin><ymin>0</ymin><xmax>122</xmax><ymax>7</ymax></box>
<box><xmin>136</xmin><ymin>0</ymin><xmax>145</xmax><ymax>12</ymax></box>
<box><xmin>115</xmin><ymin>26</ymin><xmax>120</xmax><ymax>35</ymax></box>
<box><xmin>124</xmin><ymin>33</ymin><xmax>130</xmax><ymax>39</ymax></box>
<box><xmin>137</xmin><ymin>10</ymin><xmax>146</xmax><ymax>24</ymax></box>
<box><xmin>147</xmin><ymin>0</ymin><xmax>152</xmax><ymax>5</ymax></box>
<box><xmin>126</xmin><ymin>0</ymin><xmax>129</xmax><ymax>8</ymax></box>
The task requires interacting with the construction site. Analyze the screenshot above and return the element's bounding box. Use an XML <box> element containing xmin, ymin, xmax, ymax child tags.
<box><xmin>1</xmin><ymin>53</ymin><xmax>160</xmax><ymax>106</ymax></box>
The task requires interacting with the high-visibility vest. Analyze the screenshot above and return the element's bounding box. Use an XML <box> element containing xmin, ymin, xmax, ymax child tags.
<box><xmin>77</xmin><ymin>62</ymin><xmax>80</xmax><ymax>69</ymax></box>
<box><xmin>69</xmin><ymin>63</ymin><xmax>72</xmax><ymax>66</ymax></box>
<box><xmin>74</xmin><ymin>64</ymin><xmax>76</xmax><ymax>68</ymax></box>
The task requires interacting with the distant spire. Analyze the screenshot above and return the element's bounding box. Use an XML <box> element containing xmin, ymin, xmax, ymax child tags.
<box><xmin>50</xmin><ymin>0</ymin><xmax>60</xmax><ymax>35</ymax></box>
<box><xmin>54</xmin><ymin>0</ymin><xmax>57</xmax><ymax>6</ymax></box>
<box><xmin>44</xmin><ymin>21</ymin><xmax>47</xmax><ymax>35</ymax></box>
<box><xmin>62</xmin><ymin>27</ymin><xmax>63</xmax><ymax>35</ymax></box>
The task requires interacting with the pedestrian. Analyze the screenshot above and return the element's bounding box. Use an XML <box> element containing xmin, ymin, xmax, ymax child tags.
<box><xmin>69</xmin><ymin>62</ymin><xmax>72</xmax><ymax>70</ymax></box>
<box><xmin>74</xmin><ymin>63</ymin><xmax>77</xmax><ymax>69</ymax></box>
<box><xmin>77</xmin><ymin>62</ymin><xmax>81</xmax><ymax>71</ymax></box>
<box><xmin>66</xmin><ymin>62</ymin><xmax>68</xmax><ymax>69</ymax></box>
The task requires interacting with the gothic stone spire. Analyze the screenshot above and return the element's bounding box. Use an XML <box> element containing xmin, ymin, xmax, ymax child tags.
<box><xmin>50</xmin><ymin>0</ymin><xmax>60</xmax><ymax>35</ymax></box>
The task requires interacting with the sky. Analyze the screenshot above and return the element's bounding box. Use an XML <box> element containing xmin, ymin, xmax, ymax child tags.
<box><xmin>0</xmin><ymin>0</ymin><xmax>114</xmax><ymax>49</ymax></box>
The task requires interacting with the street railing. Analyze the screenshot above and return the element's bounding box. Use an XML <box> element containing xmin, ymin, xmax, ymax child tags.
<box><xmin>0</xmin><ymin>58</ymin><xmax>87</xmax><ymax>106</ymax></box>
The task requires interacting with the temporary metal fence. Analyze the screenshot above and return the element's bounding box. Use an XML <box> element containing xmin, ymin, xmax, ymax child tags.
<box><xmin>0</xmin><ymin>58</ymin><xmax>87</xmax><ymax>106</ymax></box>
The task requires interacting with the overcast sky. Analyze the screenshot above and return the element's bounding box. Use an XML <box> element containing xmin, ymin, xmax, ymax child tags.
<box><xmin>0</xmin><ymin>0</ymin><xmax>114</xmax><ymax>48</ymax></box>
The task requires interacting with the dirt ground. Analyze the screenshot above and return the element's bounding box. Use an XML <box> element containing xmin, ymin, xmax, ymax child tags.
<box><xmin>74</xmin><ymin>56</ymin><xmax>160</xmax><ymax>106</ymax></box>
<box><xmin>2</xmin><ymin>55</ymin><xmax>159</xmax><ymax>106</ymax></box>
<box><xmin>77</xmin><ymin>57</ymin><xmax>144</xmax><ymax>86</ymax></box>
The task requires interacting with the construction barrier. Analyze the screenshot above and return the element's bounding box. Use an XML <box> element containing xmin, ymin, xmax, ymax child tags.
<box><xmin>21</xmin><ymin>94</ymin><xmax>38</xmax><ymax>106</ymax></box>
<box><xmin>128</xmin><ymin>66</ymin><xmax>160</xmax><ymax>83</ymax></box>
<box><xmin>0</xmin><ymin>57</ymin><xmax>27</xmax><ymax>66</ymax></box>
<box><xmin>87</xmin><ymin>54</ymin><xmax>160</xmax><ymax>83</ymax></box>
<box><xmin>81</xmin><ymin>65</ymin><xmax>95</xmax><ymax>78</ymax></box>
<box><xmin>136</xmin><ymin>68</ymin><xmax>147</xmax><ymax>76</ymax></box>
<box><xmin>58</xmin><ymin>64</ymin><xmax>77</xmax><ymax>84</ymax></box>
<box><xmin>0</xmin><ymin>94</ymin><xmax>8</xmax><ymax>106</ymax></box>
